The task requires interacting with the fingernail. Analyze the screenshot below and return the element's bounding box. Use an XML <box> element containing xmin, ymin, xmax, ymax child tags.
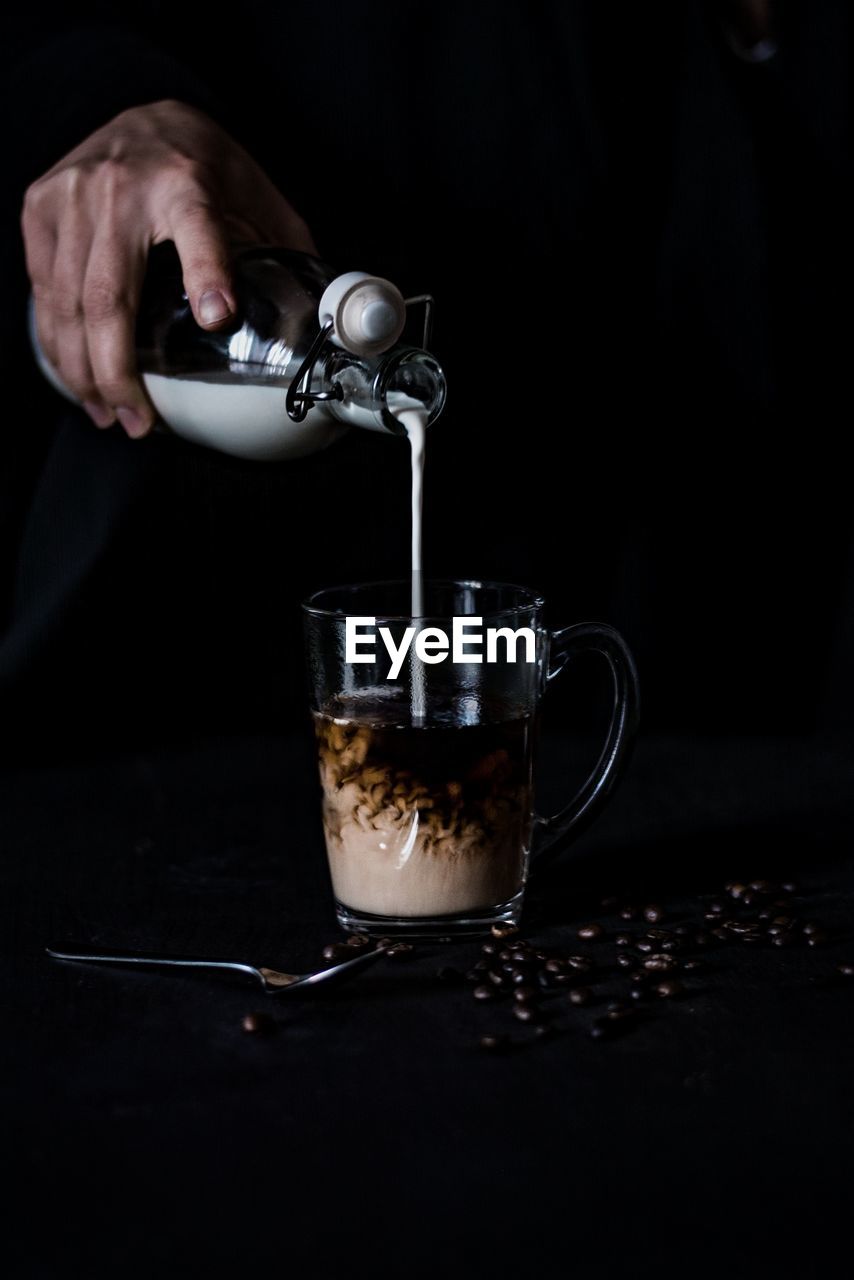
<box><xmin>198</xmin><ymin>290</ymin><xmax>231</xmax><ymax>326</ymax></box>
<box><xmin>83</xmin><ymin>400</ymin><xmax>115</xmax><ymax>428</ymax></box>
<box><xmin>116</xmin><ymin>406</ymin><xmax>149</xmax><ymax>439</ymax></box>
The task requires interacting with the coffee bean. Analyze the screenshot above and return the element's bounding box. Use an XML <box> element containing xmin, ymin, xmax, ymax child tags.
<box><xmin>321</xmin><ymin>943</ymin><xmax>352</xmax><ymax>964</ymax></box>
<box><xmin>479</xmin><ymin>1033</ymin><xmax>509</xmax><ymax>1052</ymax></box>
<box><xmin>242</xmin><ymin>1012</ymin><xmax>273</xmax><ymax>1034</ymax></box>
<box><xmin>643</xmin><ymin>954</ymin><xmax>679</xmax><ymax>973</ymax></box>
<box><xmin>616</xmin><ymin>933</ymin><xmax>633</xmax><ymax>948</ymax></box>
<box><xmin>514</xmin><ymin>985</ymin><xmax>538</xmax><ymax>1003</ymax></box>
<box><xmin>513</xmin><ymin>1003</ymin><xmax>540</xmax><ymax>1023</ymax></box>
<box><xmin>345</xmin><ymin>934</ymin><xmax>371</xmax><ymax>949</ymax></box>
<box><xmin>707</xmin><ymin>901</ymin><xmax>726</xmax><ymax>916</ymax></box>
<box><xmin>619</xmin><ymin>905</ymin><xmax>640</xmax><ymax>921</ymax></box>
<box><xmin>385</xmin><ymin>942</ymin><xmax>415</xmax><ymax>959</ymax></box>
<box><xmin>551</xmin><ymin>973</ymin><xmax>576</xmax><ymax>988</ymax></box>
<box><xmin>674</xmin><ymin>925</ymin><xmax>693</xmax><ymax>937</ymax></box>
<box><xmin>474</xmin><ymin>984</ymin><xmax>496</xmax><ymax>1000</ymax></box>
<box><xmin>578</xmin><ymin>923</ymin><xmax>604</xmax><ymax>941</ymax></box>
<box><xmin>654</xmin><ymin>980</ymin><xmax>684</xmax><ymax>999</ymax></box>
<box><xmin>600</xmin><ymin>896</ymin><xmax>619</xmax><ymax>910</ymax></box>
<box><xmin>740</xmin><ymin>891</ymin><xmax>757</xmax><ymax>907</ymax></box>
<box><xmin>643</xmin><ymin>904</ymin><xmax>665</xmax><ymax>923</ymax></box>
<box><xmin>836</xmin><ymin>963</ymin><xmax>854</xmax><ymax>978</ymax></box>
<box><xmin>635</xmin><ymin>940</ymin><xmax>654</xmax><ymax>954</ymax></box>
<box><xmin>537</xmin><ymin>971</ymin><xmax>554</xmax><ymax>990</ymax></box>
<box><xmin>772</xmin><ymin>932</ymin><xmax>797</xmax><ymax>947</ymax></box>
<box><xmin>750</xmin><ymin>880</ymin><xmax>775</xmax><ymax>893</ymax></box>
<box><xmin>607</xmin><ymin>1001</ymin><xmax>630</xmax><ymax>1016</ymax></box>
<box><xmin>491</xmin><ymin>923</ymin><xmax>519</xmax><ymax>939</ymax></box>
<box><xmin>807</xmin><ymin>932</ymin><xmax>828</xmax><ymax>947</ymax></box>
<box><xmin>781</xmin><ymin>881</ymin><xmax>798</xmax><ymax>894</ymax></box>
<box><xmin>568</xmin><ymin>986</ymin><xmax>593</xmax><ymax>1006</ymax></box>
<box><xmin>711</xmin><ymin>928</ymin><xmax>729</xmax><ymax>941</ymax></box>
<box><xmin>629</xmin><ymin>986</ymin><xmax>647</xmax><ymax>1001</ymax></box>
<box><xmin>436</xmin><ymin>966</ymin><xmax>464</xmax><ymax>984</ymax></box>
<box><xmin>567</xmin><ymin>955</ymin><xmax>595</xmax><ymax>972</ymax></box>
<box><xmin>532</xmin><ymin>1023</ymin><xmax>554</xmax><ymax>1040</ymax></box>
<box><xmin>544</xmin><ymin>958</ymin><xmax>565</xmax><ymax>974</ymax></box>
<box><xmin>728</xmin><ymin>883</ymin><xmax>748</xmax><ymax>899</ymax></box>
<box><xmin>465</xmin><ymin>966</ymin><xmax>486</xmax><ymax>982</ymax></box>
<box><xmin>512</xmin><ymin>969</ymin><xmax>535</xmax><ymax>985</ymax></box>
<box><xmin>617</xmin><ymin>952</ymin><xmax>637</xmax><ymax>969</ymax></box>
<box><xmin>488</xmin><ymin>970</ymin><xmax>511</xmax><ymax>989</ymax></box>
<box><xmin>481</xmin><ymin>941</ymin><xmax>500</xmax><ymax>956</ymax></box>
<box><xmin>682</xmin><ymin>959</ymin><xmax>703</xmax><ymax>971</ymax></box>
<box><xmin>802</xmin><ymin>921</ymin><xmax>823</xmax><ymax>936</ymax></box>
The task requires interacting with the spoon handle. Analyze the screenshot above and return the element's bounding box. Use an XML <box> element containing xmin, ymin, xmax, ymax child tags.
<box><xmin>46</xmin><ymin>944</ymin><xmax>263</xmax><ymax>983</ymax></box>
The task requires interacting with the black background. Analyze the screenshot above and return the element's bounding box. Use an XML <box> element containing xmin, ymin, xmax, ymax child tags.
<box><xmin>0</xmin><ymin>3</ymin><xmax>851</xmax><ymax>1275</ymax></box>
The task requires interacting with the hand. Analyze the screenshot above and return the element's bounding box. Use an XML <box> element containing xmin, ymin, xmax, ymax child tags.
<box><xmin>21</xmin><ymin>99</ymin><xmax>317</xmax><ymax>438</ymax></box>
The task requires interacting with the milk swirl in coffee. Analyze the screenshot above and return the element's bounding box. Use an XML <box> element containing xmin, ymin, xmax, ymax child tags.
<box><xmin>313</xmin><ymin>403</ymin><xmax>535</xmax><ymax>921</ymax></box>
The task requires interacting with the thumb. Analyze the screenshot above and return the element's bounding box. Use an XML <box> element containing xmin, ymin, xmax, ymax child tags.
<box><xmin>169</xmin><ymin>201</ymin><xmax>237</xmax><ymax>330</ymax></box>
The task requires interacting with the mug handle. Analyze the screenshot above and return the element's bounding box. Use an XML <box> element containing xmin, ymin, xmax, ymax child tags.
<box><xmin>531</xmin><ymin>622</ymin><xmax>640</xmax><ymax>870</ymax></box>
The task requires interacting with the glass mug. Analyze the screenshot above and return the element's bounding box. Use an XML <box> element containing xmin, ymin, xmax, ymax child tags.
<box><xmin>303</xmin><ymin>580</ymin><xmax>640</xmax><ymax>936</ymax></box>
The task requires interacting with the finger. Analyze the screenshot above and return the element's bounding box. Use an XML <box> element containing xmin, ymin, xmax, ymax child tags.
<box><xmin>83</xmin><ymin>230</ymin><xmax>153</xmax><ymax>439</ymax></box>
<box><xmin>21</xmin><ymin>196</ymin><xmax>58</xmax><ymax>367</ymax></box>
<box><xmin>167</xmin><ymin>193</ymin><xmax>237</xmax><ymax>330</ymax></box>
<box><xmin>51</xmin><ymin>192</ymin><xmax>115</xmax><ymax>427</ymax></box>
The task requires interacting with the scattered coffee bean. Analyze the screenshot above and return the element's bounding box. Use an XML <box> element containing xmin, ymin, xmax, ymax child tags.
<box><xmin>481</xmin><ymin>941</ymin><xmax>500</xmax><ymax>956</ymax></box>
<box><xmin>674</xmin><ymin>925</ymin><xmax>692</xmax><ymax>937</ymax></box>
<box><xmin>635</xmin><ymin>940</ymin><xmax>655</xmax><ymax>953</ymax></box>
<box><xmin>568</xmin><ymin>986</ymin><xmax>593</xmax><ymax>1006</ymax></box>
<box><xmin>616</xmin><ymin>933</ymin><xmax>633</xmax><ymax>948</ymax></box>
<box><xmin>772</xmin><ymin>932</ymin><xmax>797</xmax><ymax>948</ymax></box>
<box><xmin>600</xmin><ymin>896</ymin><xmax>619</xmax><ymax>910</ymax></box>
<box><xmin>739</xmin><ymin>891</ymin><xmax>757</xmax><ymax>907</ymax></box>
<box><xmin>567</xmin><ymin>955</ymin><xmax>595</xmax><ymax>972</ymax></box>
<box><xmin>711</xmin><ymin>928</ymin><xmax>729</xmax><ymax>941</ymax></box>
<box><xmin>836</xmin><ymin>963</ymin><xmax>854</xmax><ymax>978</ymax></box>
<box><xmin>513</xmin><ymin>1003</ymin><xmax>541</xmax><ymax>1024</ymax></box>
<box><xmin>345</xmin><ymin>934</ymin><xmax>371</xmax><ymax>949</ymax></box>
<box><xmin>242</xmin><ymin>1012</ymin><xmax>273</xmax><ymax>1034</ymax></box>
<box><xmin>619</xmin><ymin>905</ymin><xmax>640</xmax><ymax>921</ymax></box>
<box><xmin>728</xmin><ymin>883</ymin><xmax>748</xmax><ymax>899</ymax></box>
<box><xmin>616</xmin><ymin>952</ymin><xmax>637</xmax><ymax>969</ymax></box>
<box><xmin>807</xmin><ymin>932</ymin><xmax>828</xmax><ymax>947</ymax></box>
<box><xmin>488</xmin><ymin>970</ymin><xmax>511</xmax><ymax>989</ymax></box>
<box><xmin>473</xmin><ymin>984</ymin><xmax>496</xmax><ymax>1000</ymax></box>
<box><xmin>385</xmin><ymin>942</ymin><xmax>415</xmax><ymax>959</ymax></box>
<box><xmin>607</xmin><ymin>1001</ymin><xmax>630</xmax><ymax>1016</ymax></box>
<box><xmin>654</xmin><ymin>980</ymin><xmax>684</xmax><ymax>999</ymax></box>
<box><xmin>682</xmin><ymin>959</ymin><xmax>703</xmax><ymax>970</ymax></box>
<box><xmin>802</xmin><ymin>921</ymin><xmax>822</xmax><ymax>936</ymax></box>
<box><xmin>750</xmin><ymin>880</ymin><xmax>774</xmax><ymax>893</ymax></box>
<box><xmin>643</xmin><ymin>904</ymin><xmax>665</xmax><ymax>923</ymax></box>
<box><xmin>781</xmin><ymin>881</ymin><xmax>798</xmax><ymax>894</ymax></box>
<box><xmin>544</xmin><ymin>958</ymin><xmax>565</xmax><ymax>974</ymax></box>
<box><xmin>578</xmin><ymin>923</ymin><xmax>604</xmax><ymax>941</ymax></box>
<box><xmin>643</xmin><ymin>953</ymin><xmax>679</xmax><ymax>973</ymax></box>
<box><xmin>491</xmin><ymin>923</ymin><xmax>519</xmax><ymax>939</ymax></box>
<box><xmin>629</xmin><ymin>986</ymin><xmax>648</xmax><ymax>1001</ymax></box>
<box><xmin>514</xmin><ymin>985</ymin><xmax>538</xmax><ymax>1003</ymax></box>
<box><xmin>479</xmin><ymin>1034</ymin><xmax>509</xmax><ymax>1052</ymax></box>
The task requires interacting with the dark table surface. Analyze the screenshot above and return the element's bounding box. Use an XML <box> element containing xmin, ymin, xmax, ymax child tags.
<box><xmin>3</xmin><ymin>729</ymin><xmax>853</xmax><ymax>1278</ymax></box>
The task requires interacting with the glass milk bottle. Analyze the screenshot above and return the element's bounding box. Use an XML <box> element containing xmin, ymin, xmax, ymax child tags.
<box><xmin>27</xmin><ymin>243</ymin><xmax>446</xmax><ymax>461</ymax></box>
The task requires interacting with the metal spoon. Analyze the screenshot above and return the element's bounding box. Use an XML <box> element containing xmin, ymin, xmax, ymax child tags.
<box><xmin>46</xmin><ymin>940</ymin><xmax>391</xmax><ymax>994</ymax></box>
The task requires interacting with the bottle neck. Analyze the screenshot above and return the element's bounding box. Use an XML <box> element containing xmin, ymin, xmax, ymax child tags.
<box><xmin>318</xmin><ymin>345</ymin><xmax>446</xmax><ymax>435</ymax></box>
